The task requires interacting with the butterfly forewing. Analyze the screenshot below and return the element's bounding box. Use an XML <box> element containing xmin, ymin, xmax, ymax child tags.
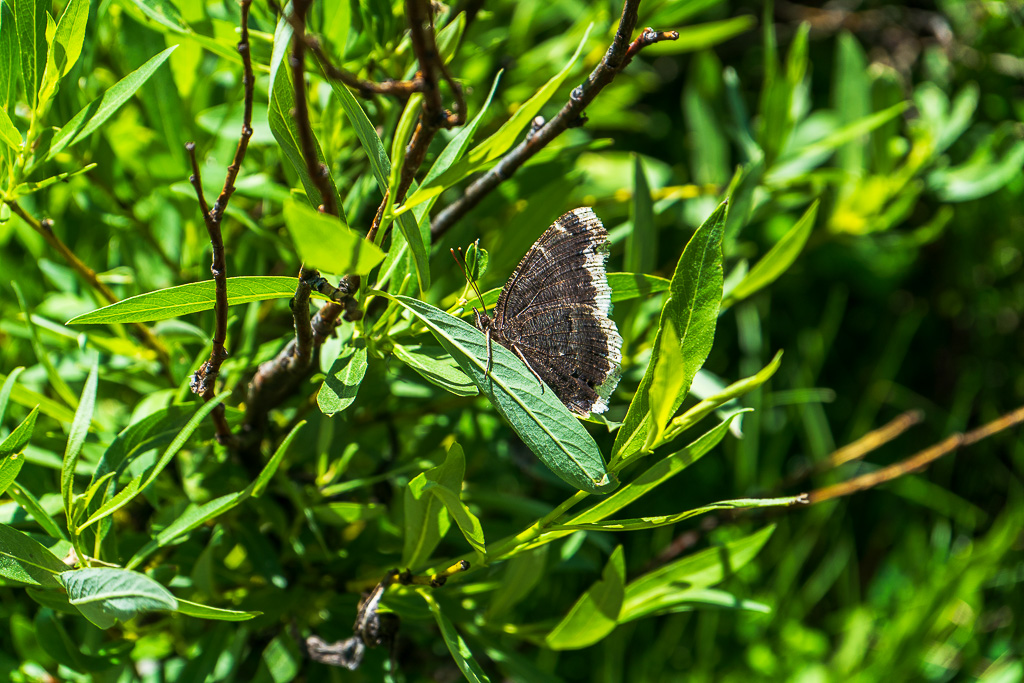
<box><xmin>487</xmin><ymin>207</ymin><xmax>623</xmax><ymax>416</ymax></box>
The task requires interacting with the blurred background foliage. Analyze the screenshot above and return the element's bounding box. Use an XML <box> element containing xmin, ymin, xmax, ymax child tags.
<box><xmin>1</xmin><ymin>0</ymin><xmax>1023</xmax><ymax>681</ymax></box>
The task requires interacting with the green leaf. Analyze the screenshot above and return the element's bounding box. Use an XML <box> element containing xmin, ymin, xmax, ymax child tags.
<box><xmin>0</xmin><ymin>522</ymin><xmax>68</xmax><ymax>587</ymax></box>
<box><xmin>47</xmin><ymin>45</ymin><xmax>177</xmax><ymax>160</ymax></box>
<box><xmin>77</xmin><ymin>395</ymin><xmax>227</xmax><ymax>532</ymax></box>
<box><xmin>283</xmin><ymin>201</ymin><xmax>385</xmax><ymax>276</ymax></box>
<box><xmin>14</xmin><ymin>0</ymin><xmax>45</xmax><ymax>108</ymax></box>
<box><xmin>61</xmin><ymin>359</ymin><xmax>98</xmax><ymax>524</ymax></box>
<box><xmin>0</xmin><ymin>1</ymin><xmax>18</xmax><ymax>110</ymax></box>
<box><xmin>268</xmin><ymin>16</ymin><xmax>343</xmax><ymax>216</ymax></box>
<box><xmin>250</xmin><ymin>420</ymin><xmax>304</xmax><ymax>498</ymax></box>
<box><xmin>383</xmin><ymin>294</ymin><xmax>615</xmax><ymax>494</ymax></box>
<box><xmin>613</xmin><ymin>200</ymin><xmax>726</xmax><ymax>459</ymax></box>
<box><xmin>400</xmin><ymin>70</ymin><xmax>503</xmax><ymax>223</ymax></box>
<box><xmin>68</xmin><ymin>276</ymin><xmax>319</xmax><ymax>324</ymax></box>
<box><xmin>6</xmin><ymin>484</ymin><xmax>67</xmax><ymax>540</ymax></box>
<box><xmin>553</xmin><ymin>496</ymin><xmax>804</xmax><ymax>532</ymax></box>
<box><xmin>724</xmin><ymin>201</ymin><xmax>818</xmax><ymax>307</ymax></box>
<box><xmin>470</xmin><ymin>24</ymin><xmax>591</xmax><ymax>164</ymax></box>
<box><xmin>620</xmin><ymin>525</ymin><xmax>776</xmax><ymax>622</ymax></box>
<box><xmin>0</xmin><ymin>367</ymin><xmax>26</xmax><ymax>425</ymax></box>
<box><xmin>571</xmin><ymin>410</ymin><xmax>750</xmax><ymax>527</ymax></box>
<box><xmin>626</xmin><ymin>155</ymin><xmax>656</xmax><ymax>273</ymax></box>
<box><xmin>317</xmin><ymin>341</ymin><xmax>368</xmax><ymax>416</ymax></box>
<box><xmin>61</xmin><ymin>567</ymin><xmax>177</xmax><ymax>628</ymax></box>
<box><xmin>665</xmin><ymin>353</ymin><xmax>782</xmax><ymax>441</ymax></box>
<box><xmin>14</xmin><ymin>282</ymin><xmax>78</xmax><ymax>408</ymax></box>
<box><xmin>393</xmin><ymin>343</ymin><xmax>478</xmax><ymax>397</ymax></box>
<box><xmin>0</xmin><ymin>405</ymin><xmax>38</xmax><ymax>497</ymax></box>
<box><xmin>37</xmin><ymin>0</ymin><xmax>89</xmax><ymax>104</ymax></box>
<box><xmin>421</xmin><ymin>591</ymin><xmax>492</xmax><ymax>683</ymax></box>
<box><xmin>328</xmin><ymin>72</ymin><xmax>430</xmax><ymax>292</ymax></box>
<box><xmin>545</xmin><ymin>545</ymin><xmax>625</xmax><ymax>650</ymax></box>
<box><xmin>485</xmin><ymin>546</ymin><xmax>548</xmax><ymax>619</ymax></box>
<box><xmin>174</xmin><ymin>598</ymin><xmax>261</xmax><ymax>621</ymax></box>
<box><xmin>403</xmin><ymin>442</ymin><xmax>465</xmax><ymax>569</ymax></box>
<box><xmin>0</xmin><ymin>103</ymin><xmax>21</xmax><ymax>149</ymax></box>
<box><xmin>8</xmin><ymin>163</ymin><xmax>97</xmax><ymax>199</ymax></box>
<box><xmin>929</xmin><ymin>137</ymin><xmax>1024</xmax><ymax>203</ymax></box>
<box><xmin>422</xmin><ymin>450</ymin><xmax>486</xmax><ymax>560</ymax></box>
<box><xmin>655</xmin><ymin>16</ymin><xmax>756</xmax><ymax>54</ymax></box>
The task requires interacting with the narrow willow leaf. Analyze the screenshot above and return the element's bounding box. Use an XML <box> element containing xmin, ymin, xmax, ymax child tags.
<box><xmin>393</xmin><ymin>344</ymin><xmax>478</xmax><ymax>397</ymax></box>
<box><xmin>329</xmin><ymin>76</ymin><xmax>430</xmax><ymax>291</ymax></box>
<box><xmin>268</xmin><ymin>17</ymin><xmax>343</xmax><ymax>216</ymax></box>
<box><xmin>724</xmin><ymin>202</ymin><xmax>818</xmax><ymax>307</ymax></box>
<box><xmin>61</xmin><ymin>567</ymin><xmax>177</xmax><ymax>628</ymax></box>
<box><xmin>665</xmin><ymin>353</ymin><xmax>782</xmax><ymax>441</ymax></box>
<box><xmin>786</xmin><ymin>102</ymin><xmax>908</xmax><ymax>165</ymax></box>
<box><xmin>655</xmin><ymin>16</ymin><xmax>756</xmax><ymax>54</ymax></box>
<box><xmin>283</xmin><ymin>201</ymin><xmax>385</xmax><ymax>276</ymax></box>
<box><xmin>14</xmin><ymin>0</ymin><xmax>46</xmax><ymax>108</ymax></box>
<box><xmin>47</xmin><ymin>45</ymin><xmax>176</xmax><ymax>159</ymax></box>
<box><xmin>68</xmin><ymin>276</ymin><xmax>315</xmax><ymax>324</ymax></box>
<box><xmin>174</xmin><ymin>598</ymin><xmax>261</xmax><ymax>621</ymax></box>
<box><xmin>545</xmin><ymin>545</ymin><xmax>625</xmax><ymax>650</ymax></box>
<box><xmin>37</xmin><ymin>0</ymin><xmax>89</xmax><ymax>103</ymax></box>
<box><xmin>0</xmin><ymin>104</ymin><xmax>21</xmax><ymax>149</ymax></box>
<box><xmin>0</xmin><ymin>522</ymin><xmax>68</xmax><ymax>587</ymax></box>
<box><xmin>614</xmin><ymin>201</ymin><xmax>726</xmax><ymax>461</ymax></box>
<box><xmin>626</xmin><ymin>155</ymin><xmax>655</xmax><ymax>273</ymax></box>
<box><xmin>421</xmin><ymin>591</ymin><xmax>492</xmax><ymax>683</ymax></box>
<box><xmin>621</xmin><ymin>587</ymin><xmax>770</xmax><ymax>623</ymax></box>
<box><xmin>9</xmin><ymin>163</ymin><xmax>96</xmax><ymax>198</ymax></box>
<box><xmin>14</xmin><ymin>282</ymin><xmax>77</xmax><ymax>408</ymax></box>
<box><xmin>395</xmin><ymin>27</ymin><xmax>592</xmax><ymax>213</ymax></box>
<box><xmin>0</xmin><ymin>367</ymin><xmax>27</xmax><ymax>425</ymax></box>
<box><xmin>7</xmin><ymin>484</ymin><xmax>67</xmax><ymax>541</ymax></box>
<box><xmin>470</xmin><ymin>24</ymin><xmax>591</xmax><ymax>164</ymax></box>
<box><xmin>0</xmin><ymin>405</ymin><xmax>38</xmax><ymax>497</ymax></box>
<box><xmin>77</xmin><ymin>395</ymin><xmax>227</xmax><ymax>531</ymax></box>
<box><xmin>620</xmin><ymin>525</ymin><xmax>775</xmax><ymax>621</ymax></box>
<box><xmin>553</xmin><ymin>496</ymin><xmax>804</xmax><ymax>532</ymax></box>
<box><xmin>403</xmin><ymin>443</ymin><xmax>464</xmax><ymax>569</ymax></box>
<box><xmin>61</xmin><ymin>361</ymin><xmax>98</xmax><ymax>525</ymax></box>
<box><xmin>423</xmin><ymin>476</ymin><xmax>486</xmax><ymax>560</ymax></box>
<box><xmin>125</xmin><ymin>421</ymin><xmax>303</xmax><ymax>570</ymax></box>
<box><xmin>397</xmin><ymin>70</ymin><xmax>502</xmax><ymax>222</ymax></box>
<box><xmin>570</xmin><ymin>410</ymin><xmax>750</xmax><ymax>527</ymax></box>
<box><xmin>384</xmin><ymin>294</ymin><xmax>615</xmax><ymax>494</ymax></box>
<box><xmin>0</xmin><ymin>2</ymin><xmax>17</xmax><ymax>110</ymax></box>
<box><xmin>485</xmin><ymin>546</ymin><xmax>548</xmax><ymax>620</ymax></box>
<box><xmin>317</xmin><ymin>343</ymin><xmax>368</xmax><ymax>416</ymax></box>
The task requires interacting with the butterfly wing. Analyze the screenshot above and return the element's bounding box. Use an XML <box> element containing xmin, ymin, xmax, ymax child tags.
<box><xmin>492</xmin><ymin>207</ymin><xmax>623</xmax><ymax>415</ymax></box>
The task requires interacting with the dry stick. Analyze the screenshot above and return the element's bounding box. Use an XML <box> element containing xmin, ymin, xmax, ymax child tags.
<box><xmin>808</xmin><ymin>405</ymin><xmax>1024</xmax><ymax>503</ymax></box>
<box><xmin>430</xmin><ymin>2</ymin><xmax>679</xmax><ymax>240</ymax></box>
<box><xmin>6</xmin><ymin>200</ymin><xmax>172</xmax><ymax>370</ymax></box>
<box><xmin>649</xmin><ymin>405</ymin><xmax>1024</xmax><ymax>568</ymax></box>
<box><xmin>185</xmin><ymin>0</ymin><xmax>255</xmax><ymax>444</ymax></box>
<box><xmin>782</xmin><ymin>409</ymin><xmax>924</xmax><ymax>488</ymax></box>
<box><xmin>304</xmin><ymin>35</ymin><xmax>425</xmax><ymax>98</ymax></box>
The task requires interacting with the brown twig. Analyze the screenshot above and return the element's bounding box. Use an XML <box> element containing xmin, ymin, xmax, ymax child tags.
<box><xmin>808</xmin><ymin>405</ymin><xmax>1024</xmax><ymax>503</ymax></box>
<box><xmin>304</xmin><ymin>35</ymin><xmax>425</xmax><ymax>98</ymax></box>
<box><xmin>7</xmin><ymin>200</ymin><xmax>173</xmax><ymax>370</ymax></box>
<box><xmin>185</xmin><ymin>0</ymin><xmax>255</xmax><ymax>444</ymax></box>
<box><xmin>782</xmin><ymin>409</ymin><xmax>924</xmax><ymax>487</ymax></box>
<box><xmin>429</xmin><ymin>6</ymin><xmax>678</xmax><ymax>240</ymax></box>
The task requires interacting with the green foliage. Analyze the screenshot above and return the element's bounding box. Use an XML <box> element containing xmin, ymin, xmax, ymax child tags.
<box><xmin>1</xmin><ymin>0</ymin><xmax>1022</xmax><ymax>681</ymax></box>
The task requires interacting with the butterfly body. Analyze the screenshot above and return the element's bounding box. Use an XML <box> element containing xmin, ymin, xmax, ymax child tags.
<box><xmin>474</xmin><ymin>207</ymin><xmax>623</xmax><ymax>416</ymax></box>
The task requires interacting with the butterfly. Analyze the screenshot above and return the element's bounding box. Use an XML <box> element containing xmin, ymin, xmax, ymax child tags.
<box><xmin>472</xmin><ymin>207</ymin><xmax>623</xmax><ymax>416</ymax></box>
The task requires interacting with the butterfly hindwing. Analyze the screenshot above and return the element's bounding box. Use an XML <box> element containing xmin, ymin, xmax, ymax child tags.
<box><xmin>488</xmin><ymin>207</ymin><xmax>623</xmax><ymax>416</ymax></box>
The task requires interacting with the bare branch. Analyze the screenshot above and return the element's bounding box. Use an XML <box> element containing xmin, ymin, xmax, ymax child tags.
<box><xmin>6</xmin><ymin>199</ymin><xmax>172</xmax><ymax>370</ymax></box>
<box><xmin>430</xmin><ymin>2</ymin><xmax>678</xmax><ymax>240</ymax></box>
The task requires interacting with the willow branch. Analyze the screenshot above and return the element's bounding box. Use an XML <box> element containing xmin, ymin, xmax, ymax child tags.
<box><xmin>184</xmin><ymin>0</ymin><xmax>254</xmax><ymax>444</ymax></box>
<box><xmin>430</xmin><ymin>3</ymin><xmax>678</xmax><ymax>240</ymax></box>
<box><xmin>7</xmin><ymin>200</ymin><xmax>172</xmax><ymax>369</ymax></box>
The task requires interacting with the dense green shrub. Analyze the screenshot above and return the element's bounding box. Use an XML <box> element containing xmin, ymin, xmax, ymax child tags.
<box><xmin>1</xmin><ymin>0</ymin><xmax>1021</xmax><ymax>681</ymax></box>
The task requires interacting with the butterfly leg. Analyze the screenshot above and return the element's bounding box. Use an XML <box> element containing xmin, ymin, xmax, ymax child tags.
<box><xmin>512</xmin><ymin>345</ymin><xmax>545</xmax><ymax>394</ymax></box>
<box><xmin>484</xmin><ymin>327</ymin><xmax>493</xmax><ymax>376</ymax></box>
